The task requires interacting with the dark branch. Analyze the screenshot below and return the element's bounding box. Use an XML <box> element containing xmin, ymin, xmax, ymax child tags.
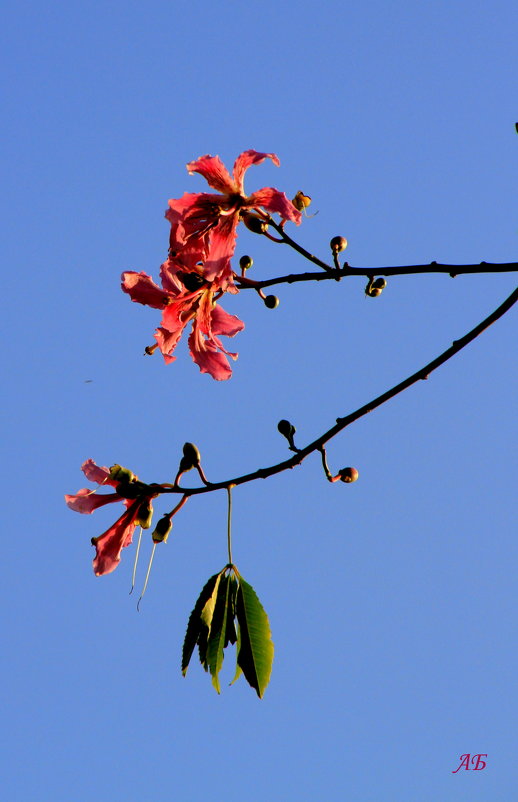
<box><xmin>235</xmin><ymin>261</ymin><xmax>518</xmax><ymax>291</ymax></box>
<box><xmin>153</xmin><ymin>286</ymin><xmax>518</xmax><ymax>497</ymax></box>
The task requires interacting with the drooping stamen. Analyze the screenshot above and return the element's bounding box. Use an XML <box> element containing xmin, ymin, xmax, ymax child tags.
<box><xmin>137</xmin><ymin>542</ymin><xmax>157</xmax><ymax>612</ymax></box>
<box><xmin>83</xmin><ymin>476</ymin><xmax>108</xmax><ymax>496</ymax></box>
<box><xmin>129</xmin><ymin>526</ymin><xmax>143</xmax><ymax>595</ymax></box>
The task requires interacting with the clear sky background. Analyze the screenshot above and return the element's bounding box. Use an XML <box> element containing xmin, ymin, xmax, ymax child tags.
<box><xmin>2</xmin><ymin>1</ymin><xmax>517</xmax><ymax>800</ymax></box>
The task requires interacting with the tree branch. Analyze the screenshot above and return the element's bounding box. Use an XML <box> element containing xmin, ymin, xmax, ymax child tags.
<box><xmin>154</xmin><ymin>285</ymin><xmax>518</xmax><ymax>497</ymax></box>
<box><xmin>235</xmin><ymin>261</ymin><xmax>518</xmax><ymax>291</ymax></box>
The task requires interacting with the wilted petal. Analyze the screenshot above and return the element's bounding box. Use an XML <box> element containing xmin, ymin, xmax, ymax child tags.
<box><xmin>65</xmin><ymin>489</ymin><xmax>121</xmax><ymax>514</ymax></box>
<box><xmin>249</xmin><ymin>187</ymin><xmax>302</xmax><ymax>225</ymax></box>
<box><xmin>121</xmin><ymin>271</ymin><xmax>170</xmax><ymax>309</ymax></box>
<box><xmin>92</xmin><ymin>500</ymin><xmax>141</xmax><ymax>576</ymax></box>
<box><xmin>187</xmin><ymin>155</ymin><xmax>235</xmax><ymax>194</ymax></box>
<box><xmin>233</xmin><ymin>150</ymin><xmax>280</xmax><ymax>192</ymax></box>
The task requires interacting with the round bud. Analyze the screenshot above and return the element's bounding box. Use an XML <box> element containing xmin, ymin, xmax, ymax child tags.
<box><xmin>330</xmin><ymin>236</ymin><xmax>348</xmax><ymax>253</ymax></box>
<box><xmin>366</xmin><ymin>287</ymin><xmax>382</xmax><ymax>297</ymax></box>
<box><xmin>239</xmin><ymin>255</ymin><xmax>253</xmax><ymax>271</ymax></box>
<box><xmin>109</xmin><ymin>464</ymin><xmax>135</xmax><ymax>483</ymax></box>
<box><xmin>277</xmin><ymin>419</ymin><xmax>296</xmax><ymax>438</ymax></box>
<box><xmin>339</xmin><ymin>467</ymin><xmax>359</xmax><ymax>483</ymax></box>
<box><xmin>372</xmin><ymin>277</ymin><xmax>387</xmax><ymax>290</ymax></box>
<box><xmin>179</xmin><ymin>442</ymin><xmax>201</xmax><ymax>472</ymax></box>
<box><xmin>242</xmin><ymin>213</ymin><xmax>268</xmax><ymax>234</ymax></box>
<box><xmin>136</xmin><ymin>499</ymin><xmax>154</xmax><ymax>529</ymax></box>
<box><xmin>152</xmin><ymin>515</ymin><xmax>173</xmax><ymax>544</ymax></box>
<box><xmin>292</xmin><ymin>191</ymin><xmax>312</xmax><ymax>211</ymax></box>
<box><xmin>264</xmin><ymin>295</ymin><xmax>279</xmax><ymax>309</ymax></box>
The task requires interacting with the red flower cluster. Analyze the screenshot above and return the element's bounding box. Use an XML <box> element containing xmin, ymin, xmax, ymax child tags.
<box><xmin>65</xmin><ymin>460</ymin><xmax>158</xmax><ymax>576</ymax></box>
<box><xmin>122</xmin><ymin>150</ymin><xmax>301</xmax><ymax>380</ymax></box>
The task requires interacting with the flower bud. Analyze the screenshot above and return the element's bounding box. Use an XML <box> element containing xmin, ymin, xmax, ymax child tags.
<box><xmin>242</xmin><ymin>212</ymin><xmax>268</xmax><ymax>234</ymax></box>
<box><xmin>277</xmin><ymin>419</ymin><xmax>296</xmax><ymax>438</ymax></box>
<box><xmin>109</xmin><ymin>464</ymin><xmax>135</xmax><ymax>483</ymax></box>
<box><xmin>365</xmin><ymin>277</ymin><xmax>387</xmax><ymax>297</ymax></box>
<box><xmin>264</xmin><ymin>295</ymin><xmax>279</xmax><ymax>309</ymax></box>
<box><xmin>338</xmin><ymin>467</ymin><xmax>359</xmax><ymax>483</ymax></box>
<box><xmin>239</xmin><ymin>255</ymin><xmax>253</xmax><ymax>271</ymax></box>
<box><xmin>136</xmin><ymin>499</ymin><xmax>154</xmax><ymax>529</ymax></box>
<box><xmin>179</xmin><ymin>442</ymin><xmax>201</xmax><ymax>472</ymax></box>
<box><xmin>330</xmin><ymin>236</ymin><xmax>348</xmax><ymax>253</ymax></box>
<box><xmin>292</xmin><ymin>191</ymin><xmax>312</xmax><ymax>211</ymax></box>
<box><xmin>152</xmin><ymin>515</ymin><xmax>173</xmax><ymax>544</ymax></box>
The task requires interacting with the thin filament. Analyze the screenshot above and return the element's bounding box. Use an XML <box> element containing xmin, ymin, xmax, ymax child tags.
<box><xmin>129</xmin><ymin>526</ymin><xmax>143</xmax><ymax>595</ymax></box>
<box><xmin>137</xmin><ymin>543</ymin><xmax>157</xmax><ymax>612</ymax></box>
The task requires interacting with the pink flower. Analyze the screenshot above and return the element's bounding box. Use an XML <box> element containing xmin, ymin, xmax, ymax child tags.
<box><xmin>166</xmin><ymin>149</ymin><xmax>302</xmax><ymax>280</ymax></box>
<box><xmin>122</xmin><ymin>247</ymin><xmax>244</xmax><ymax>381</ymax></box>
<box><xmin>65</xmin><ymin>460</ymin><xmax>157</xmax><ymax>576</ymax></box>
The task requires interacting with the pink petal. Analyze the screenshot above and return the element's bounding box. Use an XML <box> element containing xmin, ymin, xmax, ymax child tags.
<box><xmin>121</xmin><ymin>271</ymin><xmax>170</xmax><ymax>309</ymax></box>
<box><xmin>154</xmin><ymin>326</ymin><xmax>183</xmax><ymax>361</ymax></box>
<box><xmin>203</xmin><ymin>218</ymin><xmax>238</xmax><ymax>283</ymax></box>
<box><xmin>248</xmin><ymin>188</ymin><xmax>302</xmax><ymax>225</ymax></box>
<box><xmin>81</xmin><ymin>459</ymin><xmax>115</xmax><ymax>487</ymax></box>
<box><xmin>65</xmin><ymin>489</ymin><xmax>122</xmax><ymax>514</ymax></box>
<box><xmin>233</xmin><ymin>150</ymin><xmax>280</xmax><ymax>193</ymax></box>
<box><xmin>188</xmin><ymin>327</ymin><xmax>233</xmax><ymax>381</ymax></box>
<box><xmin>92</xmin><ymin>500</ymin><xmax>141</xmax><ymax>576</ymax></box>
<box><xmin>210</xmin><ymin>304</ymin><xmax>245</xmax><ymax>338</ymax></box>
<box><xmin>166</xmin><ymin>192</ymin><xmax>227</xmax><ymax>253</ymax></box>
<box><xmin>187</xmin><ymin>155</ymin><xmax>235</xmax><ymax>194</ymax></box>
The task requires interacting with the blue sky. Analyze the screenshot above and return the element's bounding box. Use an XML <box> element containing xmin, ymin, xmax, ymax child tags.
<box><xmin>2</xmin><ymin>1</ymin><xmax>517</xmax><ymax>800</ymax></box>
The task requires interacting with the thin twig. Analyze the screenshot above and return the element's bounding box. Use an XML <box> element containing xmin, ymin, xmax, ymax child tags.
<box><xmin>150</xmin><ymin>286</ymin><xmax>517</xmax><ymax>496</ymax></box>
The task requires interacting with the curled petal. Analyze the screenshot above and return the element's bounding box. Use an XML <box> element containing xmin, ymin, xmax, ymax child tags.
<box><xmin>249</xmin><ymin>187</ymin><xmax>302</xmax><ymax>225</ymax></box>
<box><xmin>92</xmin><ymin>500</ymin><xmax>141</xmax><ymax>576</ymax></box>
<box><xmin>187</xmin><ymin>155</ymin><xmax>235</xmax><ymax>194</ymax></box>
<box><xmin>233</xmin><ymin>150</ymin><xmax>280</xmax><ymax>192</ymax></box>
<box><xmin>65</xmin><ymin>489</ymin><xmax>122</xmax><ymax>515</ymax></box>
<box><xmin>188</xmin><ymin>327</ymin><xmax>233</xmax><ymax>381</ymax></box>
<box><xmin>81</xmin><ymin>459</ymin><xmax>115</xmax><ymax>487</ymax></box>
<box><xmin>154</xmin><ymin>325</ymin><xmax>183</xmax><ymax>362</ymax></box>
<box><xmin>121</xmin><ymin>271</ymin><xmax>170</xmax><ymax>309</ymax></box>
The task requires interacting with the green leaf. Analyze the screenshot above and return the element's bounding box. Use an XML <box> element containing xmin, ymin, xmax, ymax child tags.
<box><xmin>198</xmin><ymin>572</ymin><xmax>223</xmax><ymax>671</ymax></box>
<box><xmin>181</xmin><ymin>572</ymin><xmax>222</xmax><ymax>676</ymax></box>
<box><xmin>225</xmin><ymin>574</ymin><xmax>238</xmax><ymax>647</ymax></box>
<box><xmin>236</xmin><ymin>576</ymin><xmax>274</xmax><ymax>698</ymax></box>
<box><xmin>206</xmin><ymin>575</ymin><xmax>231</xmax><ymax>693</ymax></box>
<box><xmin>230</xmin><ymin>620</ymin><xmax>243</xmax><ymax>687</ymax></box>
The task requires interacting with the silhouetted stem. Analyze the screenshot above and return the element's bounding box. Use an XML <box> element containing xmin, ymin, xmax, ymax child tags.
<box><xmin>235</xmin><ymin>261</ymin><xmax>518</xmax><ymax>291</ymax></box>
<box><xmin>147</xmin><ymin>286</ymin><xmax>518</xmax><ymax>496</ymax></box>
